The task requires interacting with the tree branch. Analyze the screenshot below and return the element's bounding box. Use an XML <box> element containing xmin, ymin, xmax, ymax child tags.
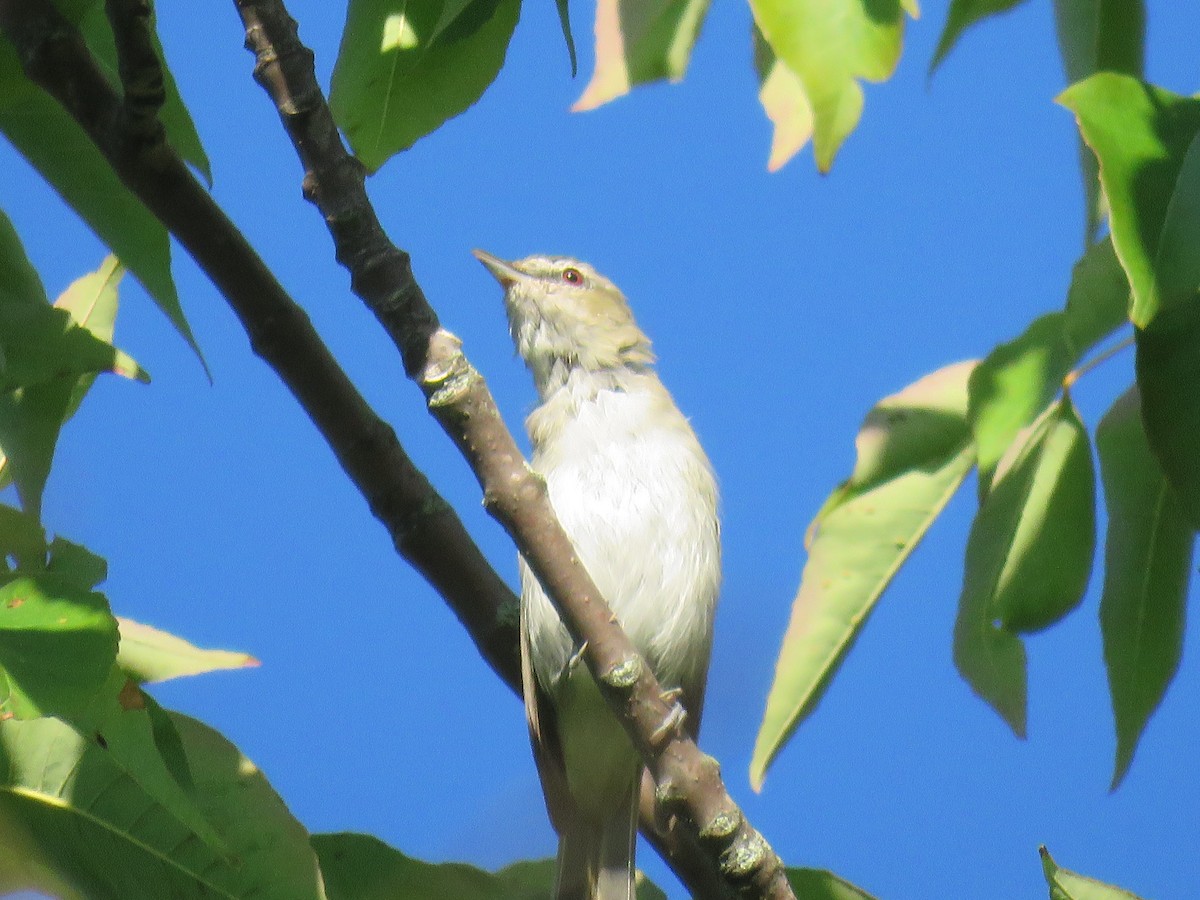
<box><xmin>231</xmin><ymin>4</ymin><xmax>791</xmax><ymax>898</ymax></box>
<box><xmin>0</xmin><ymin>1</ymin><xmax>794</xmax><ymax>895</ymax></box>
<box><xmin>0</xmin><ymin>0</ymin><xmax>520</xmax><ymax>690</ymax></box>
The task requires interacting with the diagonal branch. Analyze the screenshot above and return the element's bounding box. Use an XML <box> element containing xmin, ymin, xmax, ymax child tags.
<box><xmin>0</xmin><ymin>0</ymin><xmax>520</xmax><ymax>689</ymax></box>
<box><xmin>0</xmin><ymin>1</ymin><xmax>794</xmax><ymax>896</ymax></box>
<box><xmin>232</xmin><ymin>4</ymin><xmax>791</xmax><ymax>899</ymax></box>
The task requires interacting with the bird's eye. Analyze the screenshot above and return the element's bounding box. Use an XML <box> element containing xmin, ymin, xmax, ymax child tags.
<box><xmin>561</xmin><ymin>267</ymin><xmax>584</xmax><ymax>285</ymax></box>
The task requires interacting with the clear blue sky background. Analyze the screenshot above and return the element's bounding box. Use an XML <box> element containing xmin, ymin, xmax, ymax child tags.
<box><xmin>4</xmin><ymin>2</ymin><xmax>1199</xmax><ymax>898</ymax></box>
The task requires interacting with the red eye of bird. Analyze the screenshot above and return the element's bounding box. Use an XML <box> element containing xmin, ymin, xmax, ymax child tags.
<box><xmin>562</xmin><ymin>267</ymin><xmax>583</xmax><ymax>285</ymax></box>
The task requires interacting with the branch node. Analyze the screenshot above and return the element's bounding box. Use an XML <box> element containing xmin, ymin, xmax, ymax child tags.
<box><xmin>423</xmin><ymin>338</ymin><xmax>478</xmax><ymax>409</ymax></box>
<box><xmin>600</xmin><ymin>654</ymin><xmax>644</xmax><ymax>690</ymax></box>
<box><xmin>699</xmin><ymin>807</ymin><xmax>743</xmax><ymax>845</ymax></box>
<box><xmin>718</xmin><ymin>831</ymin><xmax>771</xmax><ymax>882</ymax></box>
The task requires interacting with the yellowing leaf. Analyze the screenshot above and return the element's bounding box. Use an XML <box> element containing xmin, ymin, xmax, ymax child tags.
<box><xmin>753</xmin><ymin>28</ymin><xmax>813</xmax><ymax>173</ymax></box>
<box><xmin>117</xmin><ymin>618</ymin><xmax>259</xmax><ymax>684</ymax></box>
<box><xmin>572</xmin><ymin>0</ymin><xmax>712</xmax><ymax>112</ymax></box>
<box><xmin>749</xmin><ymin>0</ymin><xmax>916</xmax><ymax>172</ymax></box>
<box><xmin>751</xmin><ymin>362</ymin><xmax>975</xmax><ymax>790</ymax></box>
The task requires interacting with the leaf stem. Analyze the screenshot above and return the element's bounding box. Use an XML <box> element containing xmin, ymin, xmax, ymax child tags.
<box><xmin>1063</xmin><ymin>334</ymin><xmax>1135</xmax><ymax>390</ymax></box>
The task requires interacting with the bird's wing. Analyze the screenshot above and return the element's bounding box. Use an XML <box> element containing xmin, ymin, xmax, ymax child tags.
<box><xmin>521</xmin><ymin>597</ymin><xmax>575</xmax><ymax>834</ymax></box>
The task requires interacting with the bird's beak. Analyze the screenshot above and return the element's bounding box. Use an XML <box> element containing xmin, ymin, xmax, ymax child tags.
<box><xmin>472</xmin><ymin>249</ymin><xmax>525</xmax><ymax>287</ymax></box>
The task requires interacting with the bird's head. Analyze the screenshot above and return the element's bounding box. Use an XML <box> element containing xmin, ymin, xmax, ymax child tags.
<box><xmin>474</xmin><ymin>250</ymin><xmax>654</xmax><ymax>390</ymax></box>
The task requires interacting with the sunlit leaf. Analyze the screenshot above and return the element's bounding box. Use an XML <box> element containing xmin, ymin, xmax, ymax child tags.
<box><xmin>331</xmin><ymin>0</ymin><xmax>521</xmax><ymax>172</ymax></box>
<box><xmin>753</xmin><ymin>27</ymin><xmax>813</xmax><ymax>173</ymax></box>
<box><xmin>1040</xmin><ymin>846</ymin><xmax>1148</xmax><ymax>899</ymax></box>
<box><xmin>0</xmin><ymin>573</ymin><xmax>118</xmax><ymax>720</ymax></box>
<box><xmin>1096</xmin><ymin>388</ymin><xmax>1193</xmax><ymax>789</ymax></box>
<box><xmin>749</xmin><ymin>0</ymin><xmax>915</xmax><ymax>172</ymax></box>
<box><xmin>0</xmin><ymin>713</ymin><xmax>326</xmax><ymax>900</ymax></box>
<box><xmin>1052</xmin><ymin>0</ymin><xmax>1144</xmax><ymax>243</ymax></box>
<box><xmin>969</xmin><ymin>314</ymin><xmax>1074</xmax><ymax>496</ymax></box>
<box><xmin>0</xmin><ymin>257</ymin><xmax>147</xmax><ymax>509</ymax></box>
<box><xmin>1059</xmin><ymin>75</ymin><xmax>1200</xmax><ymax>327</ymax></box>
<box><xmin>971</xmin><ymin>238</ymin><xmax>1129</xmax><ymax>500</ymax></box>
<box><xmin>572</xmin><ymin>0</ymin><xmax>711</xmax><ymax>112</ymax></box>
<box><xmin>751</xmin><ymin>362</ymin><xmax>975</xmax><ymax>790</ymax></box>
<box><xmin>54</xmin><ymin>256</ymin><xmax>146</xmax><ymax>388</ymax></box>
<box><xmin>117</xmin><ymin>617</ymin><xmax>259</xmax><ymax>684</ymax></box>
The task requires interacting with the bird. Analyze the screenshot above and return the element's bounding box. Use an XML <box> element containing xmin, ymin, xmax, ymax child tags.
<box><xmin>474</xmin><ymin>249</ymin><xmax>720</xmax><ymax>900</ymax></box>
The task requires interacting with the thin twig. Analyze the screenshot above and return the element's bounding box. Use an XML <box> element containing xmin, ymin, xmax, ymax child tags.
<box><xmin>0</xmin><ymin>0</ymin><xmax>521</xmax><ymax>690</ymax></box>
<box><xmin>0</xmin><ymin>0</ymin><xmax>794</xmax><ymax>895</ymax></box>
<box><xmin>1062</xmin><ymin>334</ymin><xmax>1134</xmax><ymax>390</ymax></box>
<box><xmin>232</xmin><ymin>3</ymin><xmax>791</xmax><ymax>897</ymax></box>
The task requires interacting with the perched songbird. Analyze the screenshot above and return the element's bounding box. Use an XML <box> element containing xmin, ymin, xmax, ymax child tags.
<box><xmin>475</xmin><ymin>250</ymin><xmax>720</xmax><ymax>900</ymax></box>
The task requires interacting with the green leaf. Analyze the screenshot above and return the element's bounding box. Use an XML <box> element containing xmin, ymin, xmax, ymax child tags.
<box><xmin>141</xmin><ymin>688</ymin><xmax>196</xmax><ymax>795</ymax></box>
<box><xmin>330</xmin><ymin>0</ymin><xmax>521</xmax><ymax>172</ymax></box>
<box><xmin>0</xmin><ymin>303</ymin><xmax>145</xmax><ymax>393</ymax></box>
<box><xmin>313</xmin><ymin>833</ymin><xmax>666</xmax><ymax>899</ymax></box>
<box><xmin>0</xmin><ymin>712</ymin><xmax>327</xmax><ymax>900</ymax></box>
<box><xmin>1059</xmin><ymin>75</ymin><xmax>1200</xmax><ymax>328</ymax></box>
<box><xmin>0</xmin><ymin>39</ymin><xmax>205</xmax><ymax>369</ymax></box>
<box><xmin>0</xmin><ymin>207</ymin><xmax>47</xmax><ymax>307</ymax></box>
<box><xmin>1051</xmin><ymin>0</ymin><xmax>1145</xmax><ymax>243</ymax></box>
<box><xmin>991</xmin><ymin>400</ymin><xmax>1095</xmax><ymax>633</ymax></box>
<box><xmin>0</xmin><ymin>573</ymin><xmax>118</xmax><ymax>720</ymax></box>
<box><xmin>750</xmin><ymin>362</ymin><xmax>976</xmax><ymax>790</ymax></box>
<box><xmin>970</xmin><ymin>236</ymin><xmax>1129</xmax><ymax>498</ymax></box>
<box><xmin>116</xmin><ymin>617</ymin><xmax>259</xmax><ymax>684</ymax></box>
<box><xmin>556</xmin><ymin>0</ymin><xmax>577</xmax><ymax>76</ymax></box>
<box><xmin>787</xmin><ymin>868</ymin><xmax>880</xmax><ymax>900</ymax></box>
<box><xmin>930</xmin><ymin>0</ymin><xmax>1028</xmax><ymax>74</ymax></box>
<box><xmin>1096</xmin><ymin>388</ymin><xmax>1193</xmax><ymax>789</ymax></box>
<box><xmin>0</xmin><ymin>257</ymin><xmax>148</xmax><ymax>510</ymax></box>
<box><xmin>753</xmin><ymin>26</ymin><xmax>813</xmax><ymax>173</ymax></box>
<box><xmin>54</xmin><ymin>255</ymin><xmax>147</xmax><ymax>386</ymax></box>
<box><xmin>1134</xmin><ymin>300</ymin><xmax>1200</xmax><ymax>528</ymax></box>
<box><xmin>1063</xmin><ymin>235</ymin><xmax>1131</xmax><ymax>353</ymax></box>
<box><xmin>0</xmin><ymin>375</ymin><xmax>77</xmax><ymax>517</ymax></box>
<box><xmin>969</xmin><ymin>314</ymin><xmax>1075</xmax><ymax>496</ymax></box>
<box><xmin>749</xmin><ymin>0</ymin><xmax>915</xmax><ymax>172</ymax></box>
<box><xmin>955</xmin><ymin>399</ymin><xmax>1095</xmax><ymax>734</ymax></box>
<box><xmin>0</xmin><ymin>504</ymin><xmax>46</xmax><ymax>571</ymax></box>
<box><xmin>46</xmin><ymin>536</ymin><xmax>108</xmax><ymax>589</ymax></box>
<box><xmin>1040</xmin><ymin>846</ymin><xmax>1148</xmax><ymax>899</ymax></box>
<box><xmin>571</xmin><ymin>0</ymin><xmax>712</xmax><ymax>112</ymax></box>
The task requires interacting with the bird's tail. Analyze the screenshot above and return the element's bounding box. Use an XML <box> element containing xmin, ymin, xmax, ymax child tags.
<box><xmin>553</xmin><ymin>785</ymin><xmax>638</xmax><ymax>900</ymax></box>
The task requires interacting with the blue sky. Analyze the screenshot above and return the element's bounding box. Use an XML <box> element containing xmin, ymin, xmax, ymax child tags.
<box><xmin>4</xmin><ymin>2</ymin><xmax>1200</xmax><ymax>898</ymax></box>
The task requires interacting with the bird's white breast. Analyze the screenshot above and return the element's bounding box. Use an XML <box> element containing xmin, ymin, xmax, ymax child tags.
<box><xmin>520</xmin><ymin>369</ymin><xmax>720</xmax><ymax>694</ymax></box>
